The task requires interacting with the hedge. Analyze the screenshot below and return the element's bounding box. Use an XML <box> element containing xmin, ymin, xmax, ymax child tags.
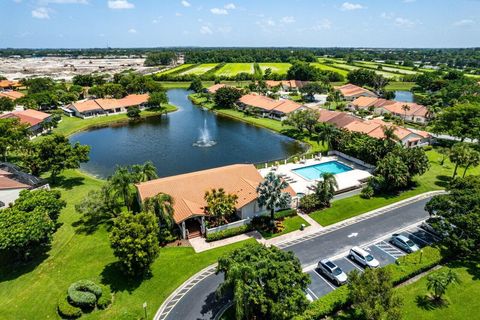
<box><xmin>206</xmin><ymin>224</ymin><xmax>253</xmax><ymax>242</ymax></box>
<box><xmin>97</xmin><ymin>285</ymin><xmax>113</xmax><ymax>310</ymax></box>
<box><xmin>295</xmin><ymin>246</ymin><xmax>443</xmax><ymax>320</ymax></box>
<box><xmin>274</xmin><ymin>209</ymin><xmax>297</xmax><ymax>219</ymax></box>
<box><xmin>68</xmin><ymin>280</ymin><xmax>102</xmax><ymax>308</ymax></box>
<box><xmin>57</xmin><ymin>296</ymin><xmax>82</xmax><ymax>319</ymax></box>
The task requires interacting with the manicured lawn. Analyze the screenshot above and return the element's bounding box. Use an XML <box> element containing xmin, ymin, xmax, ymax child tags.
<box><xmin>398</xmin><ymin>265</ymin><xmax>480</xmax><ymax>320</ymax></box>
<box><xmin>311</xmin><ymin>63</ymin><xmax>349</xmax><ymax>77</ymax></box>
<box><xmin>215</xmin><ymin>63</ymin><xmax>254</xmax><ymax>77</ymax></box>
<box><xmin>181</xmin><ymin>63</ymin><xmax>218</xmax><ymax>75</ymax></box>
<box><xmin>259</xmin><ymin>215</ymin><xmax>310</xmax><ymax>239</ymax></box>
<box><xmin>309</xmin><ymin>149</ymin><xmax>480</xmax><ymax>226</ymax></box>
<box><xmin>0</xmin><ymin>169</ymin><xmax>255</xmax><ymax>319</ymax></box>
<box><xmin>157</xmin><ymin>64</ymin><xmax>194</xmax><ymax>75</ymax></box>
<box><xmin>53</xmin><ymin>104</ymin><xmax>177</xmax><ymax>137</ymax></box>
<box><xmin>385</xmin><ymin>81</ymin><xmax>416</xmax><ymax>91</ymax></box>
<box><xmin>258</xmin><ymin>63</ymin><xmax>291</xmax><ymax>75</ymax></box>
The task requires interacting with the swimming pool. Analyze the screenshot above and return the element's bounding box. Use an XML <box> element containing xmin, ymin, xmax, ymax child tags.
<box><xmin>293</xmin><ymin>161</ymin><xmax>353</xmax><ymax>180</ymax></box>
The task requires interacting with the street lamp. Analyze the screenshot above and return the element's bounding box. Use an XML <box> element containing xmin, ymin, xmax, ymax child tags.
<box><xmin>143</xmin><ymin>302</ymin><xmax>148</xmax><ymax>320</ymax></box>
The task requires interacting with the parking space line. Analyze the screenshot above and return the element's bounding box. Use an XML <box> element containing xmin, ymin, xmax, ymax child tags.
<box><xmin>343</xmin><ymin>257</ymin><xmax>364</xmax><ymax>271</ymax></box>
<box><xmin>313</xmin><ymin>271</ymin><xmax>337</xmax><ymax>290</ymax></box>
<box><xmin>419</xmin><ymin>228</ymin><xmax>442</xmax><ymax>241</ymax></box>
<box><xmin>306</xmin><ymin>288</ymin><xmax>319</xmax><ymax>300</ymax></box>
<box><xmin>405</xmin><ymin>231</ymin><xmax>430</xmax><ymax>245</ymax></box>
<box><xmin>374</xmin><ymin>243</ymin><xmax>402</xmax><ymax>260</ymax></box>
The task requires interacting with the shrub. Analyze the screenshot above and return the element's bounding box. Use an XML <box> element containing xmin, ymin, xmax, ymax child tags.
<box><xmin>295</xmin><ymin>286</ymin><xmax>349</xmax><ymax>320</ymax></box>
<box><xmin>274</xmin><ymin>209</ymin><xmax>297</xmax><ymax>219</ymax></box>
<box><xmin>423</xmin><ymin>145</ymin><xmax>433</xmax><ymax>151</ymax></box>
<box><xmin>97</xmin><ymin>285</ymin><xmax>113</xmax><ymax>310</ymax></box>
<box><xmin>57</xmin><ymin>296</ymin><xmax>82</xmax><ymax>319</ymax></box>
<box><xmin>206</xmin><ymin>224</ymin><xmax>252</xmax><ymax>242</ymax></box>
<box><xmin>68</xmin><ymin>280</ymin><xmax>102</xmax><ymax>308</ymax></box>
<box><xmin>299</xmin><ymin>194</ymin><xmax>320</xmax><ymax>213</ymax></box>
<box><xmin>360</xmin><ymin>185</ymin><xmax>374</xmax><ymax>199</ymax></box>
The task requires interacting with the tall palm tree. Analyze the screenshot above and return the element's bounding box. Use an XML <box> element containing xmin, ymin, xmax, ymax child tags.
<box><xmin>401</xmin><ymin>104</ymin><xmax>411</xmax><ymax>120</ymax></box>
<box><xmin>315</xmin><ymin>173</ymin><xmax>338</xmax><ymax>207</ymax></box>
<box><xmin>144</xmin><ymin>193</ymin><xmax>175</xmax><ymax>229</ymax></box>
<box><xmin>257</xmin><ymin>172</ymin><xmax>292</xmax><ymax>231</ymax></box>
<box><xmin>109</xmin><ymin>166</ymin><xmax>133</xmax><ymax>209</ymax></box>
<box><xmin>327</xmin><ymin>90</ymin><xmax>342</xmax><ymax>110</ymax></box>
<box><xmin>132</xmin><ymin>161</ymin><xmax>158</xmax><ymax>183</ymax></box>
<box><xmin>315</xmin><ymin>122</ymin><xmax>338</xmax><ymax>151</ymax></box>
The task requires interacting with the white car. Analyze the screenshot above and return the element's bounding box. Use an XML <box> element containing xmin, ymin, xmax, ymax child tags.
<box><xmin>317</xmin><ymin>259</ymin><xmax>348</xmax><ymax>285</ymax></box>
<box><xmin>349</xmin><ymin>246</ymin><xmax>379</xmax><ymax>268</ymax></box>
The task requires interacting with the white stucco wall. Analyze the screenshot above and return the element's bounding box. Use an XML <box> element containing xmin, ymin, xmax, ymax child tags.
<box><xmin>0</xmin><ymin>188</ymin><xmax>27</xmax><ymax>208</ymax></box>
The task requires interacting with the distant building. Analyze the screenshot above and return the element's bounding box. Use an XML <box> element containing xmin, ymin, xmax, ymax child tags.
<box><xmin>349</xmin><ymin>97</ymin><xmax>430</xmax><ymax>123</ymax></box>
<box><xmin>0</xmin><ymin>109</ymin><xmax>52</xmax><ymax>136</ymax></box>
<box><xmin>334</xmin><ymin>83</ymin><xmax>377</xmax><ymax>101</ymax></box>
<box><xmin>0</xmin><ymin>162</ymin><xmax>49</xmax><ymax>209</ymax></box>
<box><xmin>67</xmin><ymin>94</ymin><xmax>149</xmax><ymax>118</ymax></box>
<box><xmin>265</xmin><ymin>80</ymin><xmax>307</xmax><ymax>92</ymax></box>
<box><xmin>135</xmin><ymin>164</ymin><xmax>295</xmax><ymax>239</ymax></box>
<box><xmin>0</xmin><ymin>80</ymin><xmax>21</xmax><ymax>91</ymax></box>
<box><xmin>238</xmin><ymin>94</ymin><xmax>304</xmax><ymax>120</ymax></box>
<box><xmin>0</xmin><ymin>91</ymin><xmax>25</xmax><ymax>101</ymax></box>
<box><xmin>206</xmin><ymin>83</ymin><xmax>228</xmax><ymax>94</ymax></box>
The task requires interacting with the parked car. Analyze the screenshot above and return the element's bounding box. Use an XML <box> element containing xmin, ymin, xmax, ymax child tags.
<box><xmin>390</xmin><ymin>234</ymin><xmax>420</xmax><ymax>253</ymax></box>
<box><xmin>349</xmin><ymin>246</ymin><xmax>379</xmax><ymax>268</ymax></box>
<box><xmin>317</xmin><ymin>259</ymin><xmax>348</xmax><ymax>285</ymax></box>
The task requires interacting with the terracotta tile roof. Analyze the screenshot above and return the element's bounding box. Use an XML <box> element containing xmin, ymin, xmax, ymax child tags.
<box><xmin>0</xmin><ymin>91</ymin><xmax>25</xmax><ymax>100</ymax></box>
<box><xmin>0</xmin><ymin>80</ymin><xmax>21</xmax><ymax>89</ymax></box>
<box><xmin>317</xmin><ymin>109</ymin><xmax>342</xmax><ymax>122</ymax></box>
<box><xmin>70</xmin><ymin>94</ymin><xmax>149</xmax><ymax>113</ymax></box>
<box><xmin>350</xmin><ymin>97</ymin><xmax>395</xmax><ymax>109</ymax></box>
<box><xmin>136</xmin><ymin>164</ymin><xmax>296</xmax><ymax>224</ymax></box>
<box><xmin>207</xmin><ymin>84</ymin><xmax>227</xmax><ymax>94</ymax></box>
<box><xmin>117</xmin><ymin>94</ymin><xmax>149</xmax><ymax>108</ymax></box>
<box><xmin>239</xmin><ymin>94</ymin><xmax>302</xmax><ymax>114</ymax></box>
<box><xmin>95</xmin><ymin>98</ymin><xmax>120</xmax><ymax>110</ymax></box>
<box><xmin>381</xmin><ymin>102</ymin><xmax>429</xmax><ymax>118</ymax></box>
<box><xmin>265</xmin><ymin>80</ymin><xmax>306</xmax><ymax>89</ymax></box>
<box><xmin>0</xmin><ymin>109</ymin><xmax>50</xmax><ymax>127</ymax></box>
<box><xmin>71</xmin><ymin>99</ymin><xmax>103</xmax><ymax>113</ymax></box>
<box><xmin>334</xmin><ymin>83</ymin><xmax>377</xmax><ymax>98</ymax></box>
<box><xmin>0</xmin><ymin>175</ymin><xmax>30</xmax><ymax>190</ymax></box>
<box><xmin>327</xmin><ymin>113</ymin><xmax>357</xmax><ymax>128</ymax></box>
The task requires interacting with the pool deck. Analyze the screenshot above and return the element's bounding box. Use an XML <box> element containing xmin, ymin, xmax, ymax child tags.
<box><xmin>258</xmin><ymin>156</ymin><xmax>372</xmax><ymax>196</ymax></box>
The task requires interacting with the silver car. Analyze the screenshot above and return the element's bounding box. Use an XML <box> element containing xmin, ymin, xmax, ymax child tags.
<box><xmin>390</xmin><ymin>234</ymin><xmax>420</xmax><ymax>253</ymax></box>
<box><xmin>317</xmin><ymin>259</ymin><xmax>348</xmax><ymax>285</ymax></box>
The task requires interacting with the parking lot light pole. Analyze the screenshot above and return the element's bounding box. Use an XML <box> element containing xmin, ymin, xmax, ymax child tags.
<box><xmin>419</xmin><ymin>249</ymin><xmax>423</xmax><ymax>264</ymax></box>
<box><xmin>143</xmin><ymin>302</ymin><xmax>148</xmax><ymax>320</ymax></box>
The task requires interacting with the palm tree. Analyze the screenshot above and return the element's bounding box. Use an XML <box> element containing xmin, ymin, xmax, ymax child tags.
<box><xmin>401</xmin><ymin>104</ymin><xmax>411</xmax><ymax>120</ymax></box>
<box><xmin>461</xmin><ymin>149</ymin><xmax>480</xmax><ymax>178</ymax></box>
<box><xmin>437</xmin><ymin>146</ymin><xmax>450</xmax><ymax>166</ymax></box>
<box><xmin>132</xmin><ymin>161</ymin><xmax>158</xmax><ymax>183</ymax></box>
<box><xmin>427</xmin><ymin>270</ymin><xmax>460</xmax><ymax>301</ymax></box>
<box><xmin>449</xmin><ymin>143</ymin><xmax>470</xmax><ymax>178</ymax></box>
<box><xmin>257</xmin><ymin>172</ymin><xmax>292</xmax><ymax>231</ymax></box>
<box><xmin>109</xmin><ymin>166</ymin><xmax>133</xmax><ymax>209</ymax></box>
<box><xmin>327</xmin><ymin>90</ymin><xmax>342</xmax><ymax>110</ymax></box>
<box><xmin>144</xmin><ymin>193</ymin><xmax>175</xmax><ymax>229</ymax></box>
<box><xmin>204</xmin><ymin>188</ymin><xmax>238</xmax><ymax>226</ymax></box>
<box><xmin>315</xmin><ymin>122</ymin><xmax>338</xmax><ymax>151</ymax></box>
<box><xmin>315</xmin><ymin>173</ymin><xmax>338</xmax><ymax>208</ymax></box>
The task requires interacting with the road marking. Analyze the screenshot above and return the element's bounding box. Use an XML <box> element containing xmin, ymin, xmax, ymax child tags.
<box><xmin>348</xmin><ymin>232</ymin><xmax>358</xmax><ymax>238</ymax></box>
<box><xmin>405</xmin><ymin>230</ymin><xmax>430</xmax><ymax>245</ymax></box>
<box><xmin>306</xmin><ymin>288</ymin><xmax>319</xmax><ymax>300</ymax></box>
<box><xmin>343</xmin><ymin>257</ymin><xmax>364</xmax><ymax>271</ymax></box>
<box><xmin>312</xmin><ymin>270</ymin><xmax>337</xmax><ymax>290</ymax></box>
<box><xmin>374</xmin><ymin>242</ymin><xmax>404</xmax><ymax>260</ymax></box>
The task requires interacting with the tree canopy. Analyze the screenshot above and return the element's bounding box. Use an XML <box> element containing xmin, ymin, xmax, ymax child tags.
<box><xmin>214</xmin><ymin>86</ymin><xmax>242</xmax><ymax>109</ymax></box>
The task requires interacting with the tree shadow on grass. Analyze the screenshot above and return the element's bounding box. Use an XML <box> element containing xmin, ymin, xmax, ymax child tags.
<box><xmin>434</xmin><ymin>175</ymin><xmax>452</xmax><ymax>188</ymax></box>
<box><xmin>100</xmin><ymin>261</ymin><xmax>151</xmax><ymax>294</ymax></box>
<box><xmin>50</xmin><ymin>175</ymin><xmax>85</xmax><ymax>190</ymax></box>
<box><xmin>447</xmin><ymin>260</ymin><xmax>480</xmax><ymax>281</ymax></box>
<box><xmin>415</xmin><ymin>295</ymin><xmax>449</xmax><ymax>311</ymax></box>
<box><xmin>0</xmin><ymin>249</ymin><xmax>49</xmax><ymax>283</ymax></box>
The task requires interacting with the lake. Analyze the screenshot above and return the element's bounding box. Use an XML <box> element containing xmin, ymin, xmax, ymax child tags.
<box><xmin>71</xmin><ymin>89</ymin><xmax>305</xmax><ymax>178</ymax></box>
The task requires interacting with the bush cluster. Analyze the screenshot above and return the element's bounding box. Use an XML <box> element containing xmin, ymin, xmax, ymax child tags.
<box><xmin>68</xmin><ymin>280</ymin><xmax>102</xmax><ymax>308</ymax></box>
<box><xmin>206</xmin><ymin>224</ymin><xmax>253</xmax><ymax>242</ymax></box>
<box><xmin>97</xmin><ymin>285</ymin><xmax>113</xmax><ymax>310</ymax></box>
<box><xmin>274</xmin><ymin>209</ymin><xmax>297</xmax><ymax>219</ymax></box>
<box><xmin>57</xmin><ymin>296</ymin><xmax>82</xmax><ymax>319</ymax></box>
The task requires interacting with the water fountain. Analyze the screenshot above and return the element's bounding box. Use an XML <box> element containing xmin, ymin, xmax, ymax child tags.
<box><xmin>193</xmin><ymin>118</ymin><xmax>216</xmax><ymax>147</ymax></box>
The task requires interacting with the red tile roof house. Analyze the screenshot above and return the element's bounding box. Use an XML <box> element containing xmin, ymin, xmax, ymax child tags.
<box><xmin>238</xmin><ymin>94</ymin><xmax>305</xmax><ymax>121</ymax></box>
<box><xmin>0</xmin><ymin>90</ymin><xmax>25</xmax><ymax>101</ymax></box>
<box><xmin>334</xmin><ymin>83</ymin><xmax>377</xmax><ymax>101</ymax></box>
<box><xmin>136</xmin><ymin>164</ymin><xmax>296</xmax><ymax>239</ymax></box>
<box><xmin>67</xmin><ymin>94</ymin><xmax>149</xmax><ymax>118</ymax></box>
<box><xmin>350</xmin><ymin>97</ymin><xmax>430</xmax><ymax>124</ymax></box>
<box><xmin>0</xmin><ymin>80</ymin><xmax>22</xmax><ymax>91</ymax></box>
<box><xmin>265</xmin><ymin>80</ymin><xmax>308</xmax><ymax>92</ymax></box>
<box><xmin>317</xmin><ymin>109</ymin><xmax>431</xmax><ymax>147</ymax></box>
<box><xmin>0</xmin><ymin>109</ymin><xmax>52</xmax><ymax>136</ymax></box>
<box><xmin>0</xmin><ymin>162</ymin><xmax>49</xmax><ymax>209</ymax></box>
<box><xmin>206</xmin><ymin>83</ymin><xmax>228</xmax><ymax>94</ymax></box>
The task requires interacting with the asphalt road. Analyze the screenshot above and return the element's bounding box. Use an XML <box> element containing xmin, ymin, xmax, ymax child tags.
<box><xmin>161</xmin><ymin>197</ymin><xmax>432</xmax><ymax>320</ymax></box>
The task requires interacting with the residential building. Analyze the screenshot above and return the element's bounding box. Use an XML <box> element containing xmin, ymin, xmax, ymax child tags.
<box><xmin>334</xmin><ymin>83</ymin><xmax>377</xmax><ymax>101</ymax></box>
<box><xmin>0</xmin><ymin>163</ymin><xmax>49</xmax><ymax>209</ymax></box>
<box><xmin>0</xmin><ymin>109</ymin><xmax>52</xmax><ymax>136</ymax></box>
<box><xmin>67</xmin><ymin>94</ymin><xmax>149</xmax><ymax>118</ymax></box>
<box><xmin>350</xmin><ymin>97</ymin><xmax>430</xmax><ymax>123</ymax></box>
<box><xmin>0</xmin><ymin>80</ymin><xmax>21</xmax><ymax>91</ymax></box>
<box><xmin>265</xmin><ymin>80</ymin><xmax>307</xmax><ymax>92</ymax></box>
<box><xmin>206</xmin><ymin>83</ymin><xmax>227</xmax><ymax>94</ymax></box>
<box><xmin>238</xmin><ymin>94</ymin><xmax>304</xmax><ymax>120</ymax></box>
<box><xmin>135</xmin><ymin>164</ymin><xmax>296</xmax><ymax>239</ymax></box>
<box><xmin>0</xmin><ymin>90</ymin><xmax>25</xmax><ymax>101</ymax></box>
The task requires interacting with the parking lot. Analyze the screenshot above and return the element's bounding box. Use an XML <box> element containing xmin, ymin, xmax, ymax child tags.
<box><xmin>305</xmin><ymin>224</ymin><xmax>440</xmax><ymax>301</ymax></box>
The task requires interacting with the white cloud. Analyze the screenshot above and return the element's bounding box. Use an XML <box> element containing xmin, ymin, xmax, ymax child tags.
<box><xmin>210</xmin><ymin>7</ymin><xmax>228</xmax><ymax>15</ymax></box>
<box><xmin>31</xmin><ymin>7</ymin><xmax>50</xmax><ymax>19</ymax></box>
<box><xmin>453</xmin><ymin>19</ymin><xmax>475</xmax><ymax>27</ymax></box>
<box><xmin>108</xmin><ymin>0</ymin><xmax>134</xmax><ymax>10</ymax></box>
<box><xmin>181</xmin><ymin>0</ymin><xmax>190</xmax><ymax>7</ymax></box>
<box><xmin>224</xmin><ymin>3</ymin><xmax>235</xmax><ymax>10</ymax></box>
<box><xmin>313</xmin><ymin>19</ymin><xmax>332</xmax><ymax>30</ymax></box>
<box><xmin>281</xmin><ymin>16</ymin><xmax>295</xmax><ymax>24</ymax></box>
<box><xmin>394</xmin><ymin>17</ymin><xmax>415</xmax><ymax>28</ymax></box>
<box><xmin>175</xmin><ymin>12</ymin><xmax>182</xmax><ymax>16</ymax></box>
<box><xmin>128</xmin><ymin>28</ymin><xmax>137</xmax><ymax>33</ymax></box>
<box><xmin>200</xmin><ymin>25</ymin><xmax>213</xmax><ymax>34</ymax></box>
<box><xmin>266</xmin><ymin>19</ymin><xmax>275</xmax><ymax>26</ymax></box>
<box><xmin>341</xmin><ymin>2</ymin><xmax>364</xmax><ymax>11</ymax></box>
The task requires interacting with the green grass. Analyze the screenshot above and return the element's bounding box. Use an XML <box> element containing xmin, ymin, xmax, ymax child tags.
<box><xmin>259</xmin><ymin>215</ymin><xmax>310</xmax><ymax>239</ymax></box>
<box><xmin>309</xmin><ymin>149</ymin><xmax>480</xmax><ymax>226</ymax></box>
<box><xmin>157</xmin><ymin>64</ymin><xmax>194</xmax><ymax>75</ymax></box>
<box><xmin>0</xmin><ymin>169</ymin><xmax>255</xmax><ymax>319</ymax></box>
<box><xmin>181</xmin><ymin>63</ymin><xmax>219</xmax><ymax>75</ymax></box>
<box><xmin>398</xmin><ymin>264</ymin><xmax>480</xmax><ymax>320</ymax></box>
<box><xmin>258</xmin><ymin>63</ymin><xmax>291</xmax><ymax>75</ymax></box>
<box><xmin>385</xmin><ymin>82</ymin><xmax>416</xmax><ymax>91</ymax></box>
<box><xmin>53</xmin><ymin>104</ymin><xmax>177</xmax><ymax>137</ymax></box>
<box><xmin>215</xmin><ymin>63</ymin><xmax>254</xmax><ymax>77</ymax></box>
<box><xmin>311</xmin><ymin>63</ymin><xmax>349</xmax><ymax>77</ymax></box>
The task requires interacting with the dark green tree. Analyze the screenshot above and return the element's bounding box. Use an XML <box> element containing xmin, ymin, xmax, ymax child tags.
<box><xmin>432</xmin><ymin>103</ymin><xmax>480</xmax><ymax>141</ymax></box>
<box><xmin>214</xmin><ymin>86</ymin><xmax>242</xmax><ymax>109</ymax></box>
<box><xmin>147</xmin><ymin>91</ymin><xmax>169</xmax><ymax>114</ymax></box>
<box><xmin>188</xmin><ymin>76</ymin><xmax>204</xmax><ymax>93</ymax></box>
<box><xmin>314</xmin><ymin>173</ymin><xmax>338</xmax><ymax>208</ymax></box>
<box><xmin>14</xmin><ymin>189</ymin><xmax>66</xmax><ymax>223</ymax></box>
<box><xmin>127</xmin><ymin>107</ymin><xmax>141</xmax><ymax>120</ymax></box>
<box><xmin>0</xmin><ymin>96</ymin><xmax>15</xmax><ymax>112</ymax></box>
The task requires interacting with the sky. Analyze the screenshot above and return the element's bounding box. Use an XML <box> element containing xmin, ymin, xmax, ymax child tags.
<box><xmin>1</xmin><ymin>0</ymin><xmax>479</xmax><ymax>48</ymax></box>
